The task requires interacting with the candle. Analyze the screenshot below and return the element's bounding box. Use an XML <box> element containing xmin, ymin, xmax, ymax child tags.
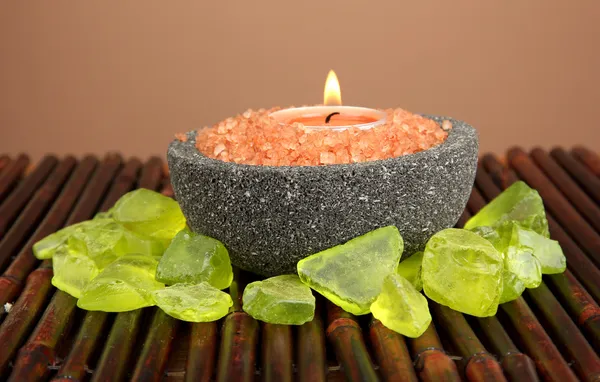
<box><xmin>270</xmin><ymin>70</ymin><xmax>387</xmax><ymax>131</ymax></box>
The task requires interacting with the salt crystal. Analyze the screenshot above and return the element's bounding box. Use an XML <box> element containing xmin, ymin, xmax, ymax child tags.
<box><xmin>193</xmin><ymin>107</ymin><xmax>448</xmax><ymax>166</ymax></box>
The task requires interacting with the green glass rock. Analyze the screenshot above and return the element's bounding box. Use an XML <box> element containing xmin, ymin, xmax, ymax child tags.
<box><xmin>156</xmin><ymin>228</ymin><xmax>233</xmax><ymax>289</ymax></box>
<box><xmin>370</xmin><ymin>273</ymin><xmax>431</xmax><ymax>338</ymax></box>
<box><xmin>513</xmin><ymin>228</ymin><xmax>566</xmax><ymax>274</ymax></box>
<box><xmin>51</xmin><ymin>247</ymin><xmax>100</xmax><ymax>299</ymax></box>
<box><xmin>464</xmin><ymin>181</ymin><xmax>549</xmax><ymax>237</ymax></box>
<box><xmin>470</xmin><ymin>225</ymin><xmax>533</xmax><ymax>304</ymax></box>
<box><xmin>112</xmin><ymin>189</ymin><xmax>186</xmax><ymax>243</ymax></box>
<box><xmin>152</xmin><ymin>282</ymin><xmax>232</xmax><ymax>322</ymax></box>
<box><xmin>396</xmin><ymin>252</ymin><xmax>424</xmax><ymax>292</ymax></box>
<box><xmin>33</xmin><ymin>224</ymin><xmax>79</xmax><ymax>260</ymax></box>
<box><xmin>33</xmin><ymin>218</ymin><xmax>164</xmax><ymax>264</ymax></box>
<box><xmin>500</xmin><ymin>270</ymin><xmax>526</xmax><ymax>304</ymax></box>
<box><xmin>78</xmin><ymin>254</ymin><xmax>165</xmax><ymax>312</ymax></box>
<box><xmin>297</xmin><ymin>226</ymin><xmax>403</xmax><ymax>315</ymax></box>
<box><xmin>242</xmin><ymin>275</ymin><xmax>315</xmax><ymax>325</ymax></box>
<box><xmin>422</xmin><ymin>229</ymin><xmax>503</xmax><ymax>317</ymax></box>
<box><xmin>479</xmin><ymin>223</ymin><xmax>542</xmax><ymax>288</ymax></box>
<box><xmin>505</xmin><ymin>231</ymin><xmax>542</xmax><ymax>289</ymax></box>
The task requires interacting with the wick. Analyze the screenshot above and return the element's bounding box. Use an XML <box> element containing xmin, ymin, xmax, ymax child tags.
<box><xmin>325</xmin><ymin>112</ymin><xmax>340</xmax><ymax>124</ymax></box>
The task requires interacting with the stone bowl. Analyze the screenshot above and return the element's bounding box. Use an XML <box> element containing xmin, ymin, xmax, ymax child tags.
<box><xmin>167</xmin><ymin>116</ymin><xmax>478</xmax><ymax>277</ymax></box>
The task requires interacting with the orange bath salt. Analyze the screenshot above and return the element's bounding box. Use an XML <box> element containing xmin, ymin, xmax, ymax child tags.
<box><xmin>192</xmin><ymin>107</ymin><xmax>450</xmax><ymax>166</ymax></box>
<box><xmin>174</xmin><ymin>133</ymin><xmax>188</xmax><ymax>143</ymax></box>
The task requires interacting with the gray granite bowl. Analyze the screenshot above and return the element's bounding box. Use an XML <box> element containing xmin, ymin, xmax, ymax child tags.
<box><xmin>167</xmin><ymin>116</ymin><xmax>478</xmax><ymax>277</ymax></box>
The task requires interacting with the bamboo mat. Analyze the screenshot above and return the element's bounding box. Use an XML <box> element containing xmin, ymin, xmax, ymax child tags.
<box><xmin>0</xmin><ymin>147</ymin><xmax>599</xmax><ymax>382</ymax></box>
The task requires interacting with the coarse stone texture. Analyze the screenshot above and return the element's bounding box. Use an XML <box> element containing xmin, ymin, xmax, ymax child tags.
<box><xmin>168</xmin><ymin>116</ymin><xmax>478</xmax><ymax>276</ymax></box>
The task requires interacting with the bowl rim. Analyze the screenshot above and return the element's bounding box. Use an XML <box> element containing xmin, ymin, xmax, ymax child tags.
<box><xmin>168</xmin><ymin>115</ymin><xmax>478</xmax><ymax>173</ymax></box>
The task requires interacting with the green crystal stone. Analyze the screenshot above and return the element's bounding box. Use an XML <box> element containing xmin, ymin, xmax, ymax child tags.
<box><xmin>78</xmin><ymin>254</ymin><xmax>165</xmax><ymax>312</ymax></box>
<box><xmin>33</xmin><ymin>224</ymin><xmax>79</xmax><ymax>260</ymax></box>
<box><xmin>297</xmin><ymin>226</ymin><xmax>403</xmax><ymax>315</ymax></box>
<box><xmin>33</xmin><ymin>218</ymin><xmax>164</xmax><ymax>264</ymax></box>
<box><xmin>71</xmin><ymin>218</ymin><xmax>165</xmax><ymax>267</ymax></box>
<box><xmin>505</xmin><ymin>231</ymin><xmax>542</xmax><ymax>289</ymax></box>
<box><xmin>370</xmin><ymin>273</ymin><xmax>431</xmax><ymax>338</ymax></box>
<box><xmin>242</xmin><ymin>275</ymin><xmax>315</xmax><ymax>325</ymax></box>
<box><xmin>156</xmin><ymin>228</ymin><xmax>233</xmax><ymax>289</ymax></box>
<box><xmin>152</xmin><ymin>282</ymin><xmax>233</xmax><ymax>322</ymax></box>
<box><xmin>396</xmin><ymin>252</ymin><xmax>424</xmax><ymax>292</ymax></box>
<box><xmin>471</xmin><ymin>226</ymin><xmax>529</xmax><ymax>303</ymax></box>
<box><xmin>500</xmin><ymin>270</ymin><xmax>526</xmax><ymax>304</ymax></box>
<box><xmin>94</xmin><ymin>211</ymin><xmax>113</xmax><ymax>220</ymax></box>
<box><xmin>51</xmin><ymin>247</ymin><xmax>100</xmax><ymax>299</ymax></box>
<box><xmin>464</xmin><ymin>181</ymin><xmax>550</xmax><ymax>237</ymax></box>
<box><xmin>422</xmin><ymin>229</ymin><xmax>503</xmax><ymax>317</ymax></box>
<box><xmin>112</xmin><ymin>189</ymin><xmax>186</xmax><ymax>242</ymax></box>
<box><xmin>472</xmin><ymin>223</ymin><xmax>543</xmax><ymax>288</ymax></box>
<box><xmin>513</xmin><ymin>228</ymin><xmax>566</xmax><ymax>274</ymax></box>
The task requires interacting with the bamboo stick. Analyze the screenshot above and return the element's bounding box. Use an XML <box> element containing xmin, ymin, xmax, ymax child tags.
<box><xmin>7</xmin><ymin>288</ymin><xmax>79</xmax><ymax>382</ymax></box>
<box><xmin>7</xmin><ymin>154</ymin><xmax>123</xmax><ymax>381</ymax></box>
<box><xmin>92</xmin><ymin>309</ymin><xmax>145</xmax><ymax>382</ymax></box>
<box><xmin>482</xmin><ymin>153</ymin><xmax>600</xmax><ymax>302</ymax></box>
<box><xmin>460</xmin><ymin>206</ymin><xmax>539</xmax><ymax>382</ymax></box>
<box><xmin>185</xmin><ymin>322</ymin><xmax>218</xmax><ymax>382</ymax></box>
<box><xmin>0</xmin><ymin>156</ymin><xmax>96</xmax><ymax>306</ymax></box>
<box><xmin>551</xmin><ymin>148</ymin><xmax>600</xmax><ymax>203</ymax></box>
<box><xmin>51</xmin><ymin>311</ymin><xmax>111</xmax><ymax>382</ymax></box>
<box><xmin>475</xmin><ymin>317</ymin><xmax>539</xmax><ymax>382</ymax></box>
<box><xmin>0</xmin><ymin>155</ymin><xmax>57</xmax><ymax>238</ymax></box>
<box><xmin>456</xmin><ymin>209</ymin><xmax>470</xmax><ymax>229</ymax></box>
<box><xmin>0</xmin><ymin>157</ymin><xmax>76</xmax><ymax>273</ymax></box>
<box><xmin>216</xmin><ymin>312</ymin><xmax>259</xmax><ymax>382</ymax></box>
<box><xmin>571</xmin><ymin>146</ymin><xmax>600</xmax><ymax>177</ymax></box>
<box><xmin>216</xmin><ymin>268</ymin><xmax>259</xmax><ymax>382</ymax></box>
<box><xmin>137</xmin><ymin>156</ymin><xmax>164</xmax><ymax>189</ymax></box>
<box><xmin>548</xmin><ymin>271</ymin><xmax>600</xmax><ymax>351</ymax></box>
<box><xmin>507</xmin><ymin>147</ymin><xmax>600</xmax><ymax>263</ymax></box>
<box><xmin>408</xmin><ymin>322</ymin><xmax>461</xmax><ymax>382</ymax></box>
<box><xmin>369</xmin><ymin>318</ymin><xmax>418</xmax><ymax>382</ymax></box>
<box><xmin>296</xmin><ymin>302</ymin><xmax>326</xmax><ymax>382</ymax></box>
<box><xmin>261</xmin><ymin>323</ymin><xmax>293</xmax><ymax>382</ymax></box>
<box><xmin>0</xmin><ymin>154</ymin><xmax>29</xmax><ymax>201</ymax></box>
<box><xmin>99</xmin><ymin>157</ymin><xmax>142</xmax><ymax>211</ymax></box>
<box><xmin>0</xmin><ymin>155</ymin><xmax>11</xmax><ymax>174</ymax></box>
<box><xmin>325</xmin><ymin>302</ymin><xmax>379</xmax><ymax>382</ymax></box>
<box><xmin>429</xmin><ymin>302</ymin><xmax>507</xmax><ymax>381</ymax></box>
<box><xmin>501</xmin><ymin>298</ymin><xmax>578</xmax><ymax>381</ymax></box>
<box><xmin>530</xmin><ymin>148</ymin><xmax>600</xmax><ymax>232</ymax></box>
<box><xmin>466</xmin><ymin>186</ymin><xmax>487</xmax><ymax>212</ymax></box>
<box><xmin>526</xmin><ymin>282</ymin><xmax>600</xmax><ymax>381</ymax></box>
<box><xmin>0</xmin><ymin>263</ymin><xmax>53</xmax><ymax>378</ymax></box>
<box><xmin>131</xmin><ymin>310</ymin><xmax>179</xmax><ymax>382</ymax></box>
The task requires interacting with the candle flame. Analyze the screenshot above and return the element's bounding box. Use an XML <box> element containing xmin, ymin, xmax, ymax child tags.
<box><xmin>324</xmin><ymin>70</ymin><xmax>342</xmax><ymax>106</ymax></box>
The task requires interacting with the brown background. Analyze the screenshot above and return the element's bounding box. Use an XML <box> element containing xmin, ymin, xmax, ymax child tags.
<box><xmin>1</xmin><ymin>1</ymin><xmax>598</xmax><ymax>163</ymax></box>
